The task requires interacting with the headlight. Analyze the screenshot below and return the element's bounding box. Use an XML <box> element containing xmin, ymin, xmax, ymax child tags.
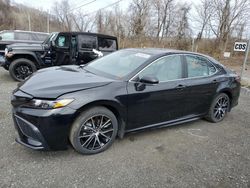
<box><xmin>4</xmin><ymin>48</ymin><xmax>8</xmax><ymax>56</ymax></box>
<box><xmin>24</xmin><ymin>99</ymin><xmax>74</xmax><ymax>109</ymax></box>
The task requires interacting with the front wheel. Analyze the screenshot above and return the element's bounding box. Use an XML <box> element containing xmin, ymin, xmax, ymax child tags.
<box><xmin>9</xmin><ymin>58</ymin><xmax>37</xmax><ymax>81</ymax></box>
<box><xmin>69</xmin><ymin>107</ymin><xmax>118</xmax><ymax>155</ymax></box>
<box><xmin>206</xmin><ymin>93</ymin><xmax>230</xmax><ymax>123</ymax></box>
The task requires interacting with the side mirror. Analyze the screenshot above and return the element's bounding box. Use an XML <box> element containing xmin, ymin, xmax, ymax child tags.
<box><xmin>0</xmin><ymin>36</ymin><xmax>2</xmax><ymax>40</ymax></box>
<box><xmin>139</xmin><ymin>75</ymin><xmax>159</xmax><ymax>84</ymax></box>
<box><xmin>50</xmin><ymin>40</ymin><xmax>55</xmax><ymax>47</ymax></box>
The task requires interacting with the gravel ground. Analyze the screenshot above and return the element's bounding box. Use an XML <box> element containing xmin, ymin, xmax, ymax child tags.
<box><xmin>0</xmin><ymin>68</ymin><xmax>249</xmax><ymax>188</ymax></box>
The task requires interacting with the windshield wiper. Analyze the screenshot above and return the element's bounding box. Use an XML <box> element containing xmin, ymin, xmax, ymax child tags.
<box><xmin>79</xmin><ymin>64</ymin><xmax>86</xmax><ymax>69</ymax></box>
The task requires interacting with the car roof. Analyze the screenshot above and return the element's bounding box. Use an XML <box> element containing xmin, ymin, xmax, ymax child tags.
<box><xmin>124</xmin><ymin>48</ymin><xmax>219</xmax><ymax>61</ymax></box>
<box><xmin>58</xmin><ymin>32</ymin><xmax>117</xmax><ymax>39</ymax></box>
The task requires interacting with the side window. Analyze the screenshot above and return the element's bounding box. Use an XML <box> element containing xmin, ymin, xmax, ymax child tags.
<box><xmin>36</xmin><ymin>34</ymin><xmax>48</xmax><ymax>41</ymax></box>
<box><xmin>98</xmin><ymin>38</ymin><xmax>117</xmax><ymax>51</ymax></box>
<box><xmin>139</xmin><ymin>55</ymin><xmax>182</xmax><ymax>82</ymax></box>
<box><xmin>0</xmin><ymin>32</ymin><xmax>14</xmax><ymax>40</ymax></box>
<box><xmin>56</xmin><ymin>35</ymin><xmax>70</xmax><ymax>48</ymax></box>
<box><xmin>186</xmin><ymin>55</ymin><xmax>216</xmax><ymax>78</ymax></box>
<box><xmin>78</xmin><ymin>35</ymin><xmax>97</xmax><ymax>50</ymax></box>
<box><xmin>15</xmin><ymin>32</ymin><xmax>31</xmax><ymax>40</ymax></box>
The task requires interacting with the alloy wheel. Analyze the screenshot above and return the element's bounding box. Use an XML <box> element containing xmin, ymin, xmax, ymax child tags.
<box><xmin>213</xmin><ymin>96</ymin><xmax>229</xmax><ymax>121</ymax></box>
<box><xmin>78</xmin><ymin>115</ymin><xmax>114</xmax><ymax>151</ymax></box>
<box><xmin>14</xmin><ymin>64</ymin><xmax>33</xmax><ymax>80</ymax></box>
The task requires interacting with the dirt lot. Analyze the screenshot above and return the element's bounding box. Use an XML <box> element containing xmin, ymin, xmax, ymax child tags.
<box><xmin>0</xmin><ymin>68</ymin><xmax>249</xmax><ymax>188</ymax></box>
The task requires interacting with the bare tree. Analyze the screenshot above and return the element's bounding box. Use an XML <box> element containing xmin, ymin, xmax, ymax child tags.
<box><xmin>72</xmin><ymin>11</ymin><xmax>91</xmax><ymax>32</ymax></box>
<box><xmin>174</xmin><ymin>3</ymin><xmax>191</xmax><ymax>50</ymax></box>
<box><xmin>151</xmin><ymin>0</ymin><xmax>174</xmax><ymax>41</ymax></box>
<box><xmin>53</xmin><ymin>0</ymin><xmax>72</xmax><ymax>31</ymax></box>
<box><xmin>0</xmin><ymin>0</ymin><xmax>12</xmax><ymax>30</ymax></box>
<box><xmin>209</xmin><ymin>0</ymin><xmax>250</xmax><ymax>54</ymax></box>
<box><xmin>129</xmin><ymin>0</ymin><xmax>150</xmax><ymax>37</ymax></box>
<box><xmin>194</xmin><ymin>0</ymin><xmax>214</xmax><ymax>42</ymax></box>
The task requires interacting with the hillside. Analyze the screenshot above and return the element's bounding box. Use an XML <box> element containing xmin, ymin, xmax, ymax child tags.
<box><xmin>0</xmin><ymin>0</ymin><xmax>61</xmax><ymax>32</ymax></box>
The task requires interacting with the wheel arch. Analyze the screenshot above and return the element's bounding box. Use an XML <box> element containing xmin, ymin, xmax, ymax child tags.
<box><xmin>217</xmin><ymin>88</ymin><xmax>233</xmax><ymax>111</ymax></box>
<box><xmin>9</xmin><ymin>53</ymin><xmax>40</xmax><ymax>68</ymax></box>
<box><xmin>74</xmin><ymin>100</ymin><xmax>127</xmax><ymax>138</ymax></box>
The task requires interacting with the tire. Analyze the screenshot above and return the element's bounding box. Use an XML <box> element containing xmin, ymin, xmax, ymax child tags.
<box><xmin>206</xmin><ymin>93</ymin><xmax>230</xmax><ymax>123</ymax></box>
<box><xmin>70</xmin><ymin>107</ymin><xmax>118</xmax><ymax>155</ymax></box>
<box><xmin>9</xmin><ymin>58</ymin><xmax>37</xmax><ymax>81</ymax></box>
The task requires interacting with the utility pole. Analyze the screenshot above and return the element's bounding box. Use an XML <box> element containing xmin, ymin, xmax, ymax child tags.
<box><xmin>191</xmin><ymin>37</ymin><xmax>195</xmax><ymax>52</ymax></box>
<box><xmin>240</xmin><ymin>39</ymin><xmax>250</xmax><ymax>78</ymax></box>
<box><xmin>47</xmin><ymin>10</ymin><xmax>50</xmax><ymax>33</ymax></box>
<box><xmin>28</xmin><ymin>13</ymin><xmax>31</xmax><ymax>31</ymax></box>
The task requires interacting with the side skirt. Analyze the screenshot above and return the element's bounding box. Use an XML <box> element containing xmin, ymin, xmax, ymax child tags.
<box><xmin>125</xmin><ymin>114</ymin><xmax>204</xmax><ymax>134</ymax></box>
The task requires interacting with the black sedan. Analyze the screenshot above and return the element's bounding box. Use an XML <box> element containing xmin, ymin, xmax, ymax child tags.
<box><xmin>11</xmin><ymin>48</ymin><xmax>241</xmax><ymax>154</ymax></box>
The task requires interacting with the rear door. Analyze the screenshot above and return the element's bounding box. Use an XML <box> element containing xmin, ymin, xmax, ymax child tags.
<box><xmin>182</xmin><ymin>55</ymin><xmax>219</xmax><ymax>115</ymax></box>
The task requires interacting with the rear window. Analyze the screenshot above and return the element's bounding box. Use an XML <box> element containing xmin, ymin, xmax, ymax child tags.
<box><xmin>78</xmin><ymin>35</ymin><xmax>97</xmax><ymax>50</ymax></box>
<box><xmin>15</xmin><ymin>32</ymin><xmax>31</xmax><ymax>40</ymax></box>
<box><xmin>98</xmin><ymin>38</ymin><xmax>117</xmax><ymax>51</ymax></box>
<box><xmin>31</xmin><ymin>33</ymin><xmax>48</xmax><ymax>41</ymax></box>
<box><xmin>9</xmin><ymin>32</ymin><xmax>48</xmax><ymax>41</ymax></box>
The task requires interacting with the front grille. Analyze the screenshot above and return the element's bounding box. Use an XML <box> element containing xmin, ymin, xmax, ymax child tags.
<box><xmin>15</xmin><ymin>115</ymin><xmax>40</xmax><ymax>140</ymax></box>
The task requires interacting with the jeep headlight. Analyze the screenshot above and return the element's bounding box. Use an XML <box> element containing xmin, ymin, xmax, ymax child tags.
<box><xmin>4</xmin><ymin>48</ymin><xmax>8</xmax><ymax>56</ymax></box>
<box><xmin>24</xmin><ymin>99</ymin><xmax>74</xmax><ymax>109</ymax></box>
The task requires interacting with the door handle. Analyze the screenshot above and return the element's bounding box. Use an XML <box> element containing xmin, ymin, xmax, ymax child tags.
<box><xmin>212</xmin><ymin>79</ymin><xmax>218</xmax><ymax>84</ymax></box>
<box><xmin>175</xmin><ymin>84</ymin><xmax>186</xmax><ymax>90</ymax></box>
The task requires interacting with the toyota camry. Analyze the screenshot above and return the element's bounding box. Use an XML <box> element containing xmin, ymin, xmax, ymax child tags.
<box><xmin>11</xmin><ymin>48</ymin><xmax>241</xmax><ymax>154</ymax></box>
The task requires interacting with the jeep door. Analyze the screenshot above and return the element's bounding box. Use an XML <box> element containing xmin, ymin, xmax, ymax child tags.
<box><xmin>51</xmin><ymin>33</ymin><xmax>71</xmax><ymax>66</ymax></box>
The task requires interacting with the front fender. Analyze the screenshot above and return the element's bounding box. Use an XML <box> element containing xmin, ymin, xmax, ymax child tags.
<box><xmin>60</xmin><ymin>82</ymin><xmax>128</xmax><ymax>137</ymax></box>
<box><xmin>7</xmin><ymin>51</ymin><xmax>40</xmax><ymax>67</ymax></box>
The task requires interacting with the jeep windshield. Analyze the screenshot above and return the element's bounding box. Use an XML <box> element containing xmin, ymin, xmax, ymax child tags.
<box><xmin>42</xmin><ymin>32</ymin><xmax>58</xmax><ymax>45</ymax></box>
<box><xmin>84</xmin><ymin>49</ymin><xmax>152</xmax><ymax>79</ymax></box>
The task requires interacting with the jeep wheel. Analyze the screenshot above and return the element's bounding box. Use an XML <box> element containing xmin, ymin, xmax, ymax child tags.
<box><xmin>9</xmin><ymin>58</ymin><xmax>37</xmax><ymax>81</ymax></box>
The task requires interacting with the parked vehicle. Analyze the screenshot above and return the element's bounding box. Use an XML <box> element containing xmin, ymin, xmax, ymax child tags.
<box><xmin>11</xmin><ymin>48</ymin><xmax>241</xmax><ymax>154</ymax></box>
<box><xmin>3</xmin><ymin>32</ymin><xmax>118</xmax><ymax>81</ymax></box>
<box><xmin>0</xmin><ymin>30</ymin><xmax>49</xmax><ymax>58</ymax></box>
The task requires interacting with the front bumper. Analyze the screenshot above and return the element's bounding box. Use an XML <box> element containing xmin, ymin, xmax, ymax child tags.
<box><xmin>12</xmin><ymin>106</ymin><xmax>77</xmax><ymax>151</ymax></box>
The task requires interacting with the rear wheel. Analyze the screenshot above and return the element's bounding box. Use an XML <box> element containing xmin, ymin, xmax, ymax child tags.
<box><xmin>70</xmin><ymin>107</ymin><xmax>118</xmax><ymax>155</ymax></box>
<box><xmin>9</xmin><ymin>58</ymin><xmax>37</xmax><ymax>81</ymax></box>
<box><xmin>206</xmin><ymin>93</ymin><xmax>230</xmax><ymax>123</ymax></box>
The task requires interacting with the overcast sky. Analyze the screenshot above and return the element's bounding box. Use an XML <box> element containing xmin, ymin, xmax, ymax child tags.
<box><xmin>14</xmin><ymin>0</ymin><xmax>131</xmax><ymax>13</ymax></box>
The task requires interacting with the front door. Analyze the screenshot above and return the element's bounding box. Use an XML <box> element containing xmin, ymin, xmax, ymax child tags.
<box><xmin>126</xmin><ymin>55</ymin><xmax>188</xmax><ymax>131</ymax></box>
<box><xmin>51</xmin><ymin>34</ymin><xmax>71</xmax><ymax>66</ymax></box>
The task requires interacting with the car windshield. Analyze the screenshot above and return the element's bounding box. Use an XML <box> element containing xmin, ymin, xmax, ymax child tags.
<box><xmin>85</xmin><ymin>50</ymin><xmax>152</xmax><ymax>79</ymax></box>
<box><xmin>42</xmin><ymin>32</ymin><xmax>58</xmax><ymax>45</ymax></box>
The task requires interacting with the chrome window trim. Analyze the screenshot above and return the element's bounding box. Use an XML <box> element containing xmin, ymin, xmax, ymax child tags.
<box><xmin>129</xmin><ymin>53</ymin><xmax>218</xmax><ymax>83</ymax></box>
<box><xmin>185</xmin><ymin>54</ymin><xmax>218</xmax><ymax>79</ymax></box>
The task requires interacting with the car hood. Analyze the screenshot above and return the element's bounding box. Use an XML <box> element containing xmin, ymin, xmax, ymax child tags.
<box><xmin>18</xmin><ymin>65</ymin><xmax>114</xmax><ymax>99</ymax></box>
<box><xmin>7</xmin><ymin>43</ymin><xmax>43</xmax><ymax>51</ymax></box>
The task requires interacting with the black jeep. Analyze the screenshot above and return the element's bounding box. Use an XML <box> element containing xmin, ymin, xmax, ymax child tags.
<box><xmin>2</xmin><ymin>32</ymin><xmax>118</xmax><ymax>81</ymax></box>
